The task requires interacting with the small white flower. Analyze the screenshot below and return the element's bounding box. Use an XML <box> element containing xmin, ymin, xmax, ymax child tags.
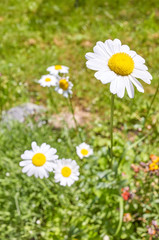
<box><xmin>19</xmin><ymin>142</ymin><xmax>58</xmax><ymax>179</ymax></box>
<box><xmin>85</xmin><ymin>39</ymin><xmax>152</xmax><ymax>98</ymax></box>
<box><xmin>36</xmin><ymin>220</ymin><xmax>41</xmax><ymax>224</ymax></box>
<box><xmin>6</xmin><ymin>172</ymin><xmax>10</xmax><ymax>177</ymax></box>
<box><xmin>76</xmin><ymin>142</ymin><xmax>93</xmax><ymax>159</ymax></box>
<box><xmin>38</xmin><ymin>74</ymin><xmax>57</xmax><ymax>87</ymax></box>
<box><xmin>53</xmin><ymin>158</ymin><xmax>80</xmax><ymax>187</ymax></box>
<box><xmin>103</xmin><ymin>235</ymin><xmax>110</xmax><ymax>240</ymax></box>
<box><xmin>55</xmin><ymin>76</ymin><xmax>73</xmax><ymax>98</ymax></box>
<box><xmin>47</xmin><ymin>65</ymin><xmax>69</xmax><ymax>75</ymax></box>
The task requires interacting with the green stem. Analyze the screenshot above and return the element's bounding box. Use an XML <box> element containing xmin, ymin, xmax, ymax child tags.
<box><xmin>48</xmin><ymin>88</ymin><xmax>58</xmax><ymax>113</ymax></box>
<box><xmin>110</xmin><ymin>94</ymin><xmax>115</xmax><ymax>163</ymax></box>
<box><xmin>144</xmin><ymin>81</ymin><xmax>159</xmax><ymax>126</ymax></box>
<box><xmin>68</xmin><ymin>94</ymin><xmax>82</xmax><ymax>142</ymax></box>
<box><xmin>114</xmin><ymin>197</ymin><xmax>124</xmax><ymax>236</ymax></box>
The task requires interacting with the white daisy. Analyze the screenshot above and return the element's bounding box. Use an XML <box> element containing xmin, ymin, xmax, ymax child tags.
<box><xmin>47</xmin><ymin>65</ymin><xmax>69</xmax><ymax>75</ymax></box>
<box><xmin>54</xmin><ymin>158</ymin><xmax>79</xmax><ymax>186</ymax></box>
<box><xmin>38</xmin><ymin>74</ymin><xmax>57</xmax><ymax>87</ymax></box>
<box><xmin>19</xmin><ymin>141</ymin><xmax>58</xmax><ymax>179</ymax></box>
<box><xmin>76</xmin><ymin>142</ymin><xmax>93</xmax><ymax>159</ymax></box>
<box><xmin>55</xmin><ymin>76</ymin><xmax>73</xmax><ymax>98</ymax></box>
<box><xmin>85</xmin><ymin>39</ymin><xmax>152</xmax><ymax>98</ymax></box>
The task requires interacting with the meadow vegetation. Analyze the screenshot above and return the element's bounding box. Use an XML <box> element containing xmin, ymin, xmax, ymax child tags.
<box><xmin>0</xmin><ymin>0</ymin><xmax>159</xmax><ymax>239</ymax></box>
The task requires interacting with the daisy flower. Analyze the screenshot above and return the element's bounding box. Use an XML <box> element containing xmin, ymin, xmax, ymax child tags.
<box><xmin>54</xmin><ymin>159</ymin><xmax>80</xmax><ymax>186</ymax></box>
<box><xmin>38</xmin><ymin>74</ymin><xmax>57</xmax><ymax>87</ymax></box>
<box><xmin>85</xmin><ymin>39</ymin><xmax>152</xmax><ymax>98</ymax></box>
<box><xmin>76</xmin><ymin>142</ymin><xmax>93</xmax><ymax>159</ymax></box>
<box><xmin>55</xmin><ymin>76</ymin><xmax>73</xmax><ymax>98</ymax></box>
<box><xmin>47</xmin><ymin>65</ymin><xmax>69</xmax><ymax>75</ymax></box>
<box><xmin>19</xmin><ymin>142</ymin><xmax>58</xmax><ymax>179</ymax></box>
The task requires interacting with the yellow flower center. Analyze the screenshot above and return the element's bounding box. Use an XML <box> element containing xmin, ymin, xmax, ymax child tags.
<box><xmin>61</xmin><ymin>166</ymin><xmax>72</xmax><ymax>177</ymax></box>
<box><xmin>59</xmin><ymin>79</ymin><xmax>69</xmax><ymax>90</ymax></box>
<box><xmin>32</xmin><ymin>153</ymin><xmax>46</xmax><ymax>167</ymax></box>
<box><xmin>149</xmin><ymin>162</ymin><xmax>158</xmax><ymax>171</ymax></box>
<box><xmin>108</xmin><ymin>52</ymin><xmax>134</xmax><ymax>76</ymax></box>
<box><xmin>45</xmin><ymin>78</ymin><xmax>51</xmax><ymax>82</ymax></box>
<box><xmin>81</xmin><ymin>149</ymin><xmax>89</xmax><ymax>156</ymax></box>
<box><xmin>55</xmin><ymin>65</ymin><xmax>62</xmax><ymax>70</ymax></box>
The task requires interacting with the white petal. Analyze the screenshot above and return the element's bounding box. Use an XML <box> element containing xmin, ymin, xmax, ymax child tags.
<box><xmin>31</xmin><ymin>142</ymin><xmax>40</xmax><ymax>152</ymax></box>
<box><xmin>86</xmin><ymin>59</ymin><xmax>107</xmax><ymax>71</ymax></box>
<box><xmin>129</xmin><ymin>75</ymin><xmax>144</xmax><ymax>93</ymax></box>
<box><xmin>125</xmin><ymin>77</ymin><xmax>134</xmax><ymax>98</ymax></box>
<box><xmin>19</xmin><ymin>160</ymin><xmax>32</xmax><ymax>167</ymax></box>
<box><xmin>134</xmin><ymin>63</ymin><xmax>148</xmax><ymax>71</ymax></box>
<box><xmin>110</xmin><ymin>78</ymin><xmax>118</xmax><ymax>94</ymax></box>
<box><xmin>133</xmin><ymin>54</ymin><xmax>145</xmax><ymax>64</ymax></box>
<box><xmin>120</xmin><ymin>45</ymin><xmax>130</xmax><ymax>53</ymax></box>
<box><xmin>85</xmin><ymin>52</ymin><xmax>105</xmax><ymax>61</ymax></box>
<box><xmin>113</xmin><ymin>39</ymin><xmax>121</xmax><ymax>53</ymax></box>
<box><xmin>95</xmin><ymin>41</ymin><xmax>111</xmax><ymax>58</ymax></box>
<box><xmin>40</xmin><ymin>143</ymin><xmax>50</xmax><ymax>152</ymax></box>
<box><xmin>21</xmin><ymin>150</ymin><xmax>34</xmax><ymax>160</ymax></box>
<box><xmin>27</xmin><ymin>167</ymin><xmax>35</xmax><ymax>177</ymax></box>
<box><xmin>22</xmin><ymin>164</ymin><xmax>32</xmax><ymax>173</ymax></box>
<box><xmin>132</xmin><ymin>69</ymin><xmax>152</xmax><ymax>84</ymax></box>
<box><xmin>116</xmin><ymin>76</ymin><xmax>126</xmax><ymax>98</ymax></box>
<box><xmin>95</xmin><ymin>70</ymin><xmax>116</xmax><ymax>84</ymax></box>
<box><xmin>105</xmin><ymin>39</ymin><xmax>114</xmax><ymax>55</ymax></box>
<box><xmin>128</xmin><ymin>50</ymin><xmax>136</xmax><ymax>58</ymax></box>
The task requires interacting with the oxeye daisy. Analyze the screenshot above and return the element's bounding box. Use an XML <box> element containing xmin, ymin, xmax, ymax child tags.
<box><xmin>19</xmin><ymin>142</ymin><xmax>58</xmax><ymax>179</ymax></box>
<box><xmin>53</xmin><ymin>159</ymin><xmax>80</xmax><ymax>186</ymax></box>
<box><xmin>55</xmin><ymin>76</ymin><xmax>73</xmax><ymax>98</ymax></box>
<box><xmin>38</xmin><ymin>74</ymin><xmax>57</xmax><ymax>87</ymax></box>
<box><xmin>85</xmin><ymin>39</ymin><xmax>152</xmax><ymax>98</ymax></box>
<box><xmin>76</xmin><ymin>142</ymin><xmax>93</xmax><ymax>159</ymax></box>
<box><xmin>47</xmin><ymin>65</ymin><xmax>69</xmax><ymax>75</ymax></box>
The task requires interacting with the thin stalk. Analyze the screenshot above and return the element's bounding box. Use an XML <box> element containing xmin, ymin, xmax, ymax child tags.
<box><xmin>144</xmin><ymin>82</ymin><xmax>159</xmax><ymax>126</ymax></box>
<box><xmin>110</xmin><ymin>94</ymin><xmax>115</xmax><ymax>163</ymax></box>
<box><xmin>114</xmin><ymin>197</ymin><xmax>124</xmax><ymax>236</ymax></box>
<box><xmin>67</xmin><ymin>94</ymin><xmax>82</xmax><ymax>142</ymax></box>
<box><xmin>48</xmin><ymin>88</ymin><xmax>58</xmax><ymax>113</ymax></box>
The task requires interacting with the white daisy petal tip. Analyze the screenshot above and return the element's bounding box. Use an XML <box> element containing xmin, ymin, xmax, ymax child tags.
<box><xmin>85</xmin><ymin>38</ymin><xmax>152</xmax><ymax>98</ymax></box>
<box><xmin>76</xmin><ymin>142</ymin><xmax>93</xmax><ymax>159</ymax></box>
<box><xmin>20</xmin><ymin>142</ymin><xmax>58</xmax><ymax>179</ymax></box>
<box><xmin>53</xmin><ymin>158</ymin><xmax>80</xmax><ymax>187</ymax></box>
<box><xmin>55</xmin><ymin>76</ymin><xmax>73</xmax><ymax>98</ymax></box>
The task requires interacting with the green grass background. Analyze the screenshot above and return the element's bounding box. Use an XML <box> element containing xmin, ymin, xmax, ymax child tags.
<box><xmin>0</xmin><ymin>0</ymin><xmax>159</xmax><ymax>239</ymax></box>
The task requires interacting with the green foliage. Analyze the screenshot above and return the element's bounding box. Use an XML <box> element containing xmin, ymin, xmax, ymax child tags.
<box><xmin>0</xmin><ymin>0</ymin><xmax>159</xmax><ymax>239</ymax></box>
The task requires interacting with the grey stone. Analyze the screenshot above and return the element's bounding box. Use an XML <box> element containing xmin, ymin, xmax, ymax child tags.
<box><xmin>2</xmin><ymin>103</ymin><xmax>45</xmax><ymax>123</ymax></box>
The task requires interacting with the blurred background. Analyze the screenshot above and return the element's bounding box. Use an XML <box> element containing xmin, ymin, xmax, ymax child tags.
<box><xmin>0</xmin><ymin>0</ymin><xmax>159</xmax><ymax>240</ymax></box>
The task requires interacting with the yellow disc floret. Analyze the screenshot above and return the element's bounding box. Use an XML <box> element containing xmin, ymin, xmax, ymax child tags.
<box><xmin>108</xmin><ymin>53</ymin><xmax>134</xmax><ymax>76</ymax></box>
<box><xmin>32</xmin><ymin>153</ymin><xmax>46</xmax><ymax>167</ymax></box>
<box><xmin>61</xmin><ymin>166</ymin><xmax>72</xmax><ymax>177</ymax></box>
<box><xmin>45</xmin><ymin>78</ymin><xmax>51</xmax><ymax>82</ymax></box>
<box><xmin>55</xmin><ymin>65</ymin><xmax>62</xmax><ymax>70</ymax></box>
<box><xmin>81</xmin><ymin>149</ymin><xmax>89</xmax><ymax>156</ymax></box>
<box><xmin>59</xmin><ymin>79</ymin><xmax>69</xmax><ymax>90</ymax></box>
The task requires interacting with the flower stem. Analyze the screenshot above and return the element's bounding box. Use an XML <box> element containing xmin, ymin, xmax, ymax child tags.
<box><xmin>110</xmin><ymin>94</ymin><xmax>115</xmax><ymax>163</ymax></box>
<box><xmin>143</xmin><ymin>82</ymin><xmax>159</xmax><ymax>127</ymax></box>
<box><xmin>67</xmin><ymin>94</ymin><xmax>82</xmax><ymax>142</ymax></box>
<box><xmin>48</xmin><ymin>88</ymin><xmax>58</xmax><ymax>113</ymax></box>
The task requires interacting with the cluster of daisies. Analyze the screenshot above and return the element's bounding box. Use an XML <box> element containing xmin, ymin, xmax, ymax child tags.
<box><xmin>38</xmin><ymin>65</ymin><xmax>73</xmax><ymax>98</ymax></box>
<box><xmin>19</xmin><ymin>142</ymin><xmax>93</xmax><ymax>186</ymax></box>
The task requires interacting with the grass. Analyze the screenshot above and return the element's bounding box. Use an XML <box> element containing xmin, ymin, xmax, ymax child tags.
<box><xmin>0</xmin><ymin>0</ymin><xmax>159</xmax><ymax>239</ymax></box>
